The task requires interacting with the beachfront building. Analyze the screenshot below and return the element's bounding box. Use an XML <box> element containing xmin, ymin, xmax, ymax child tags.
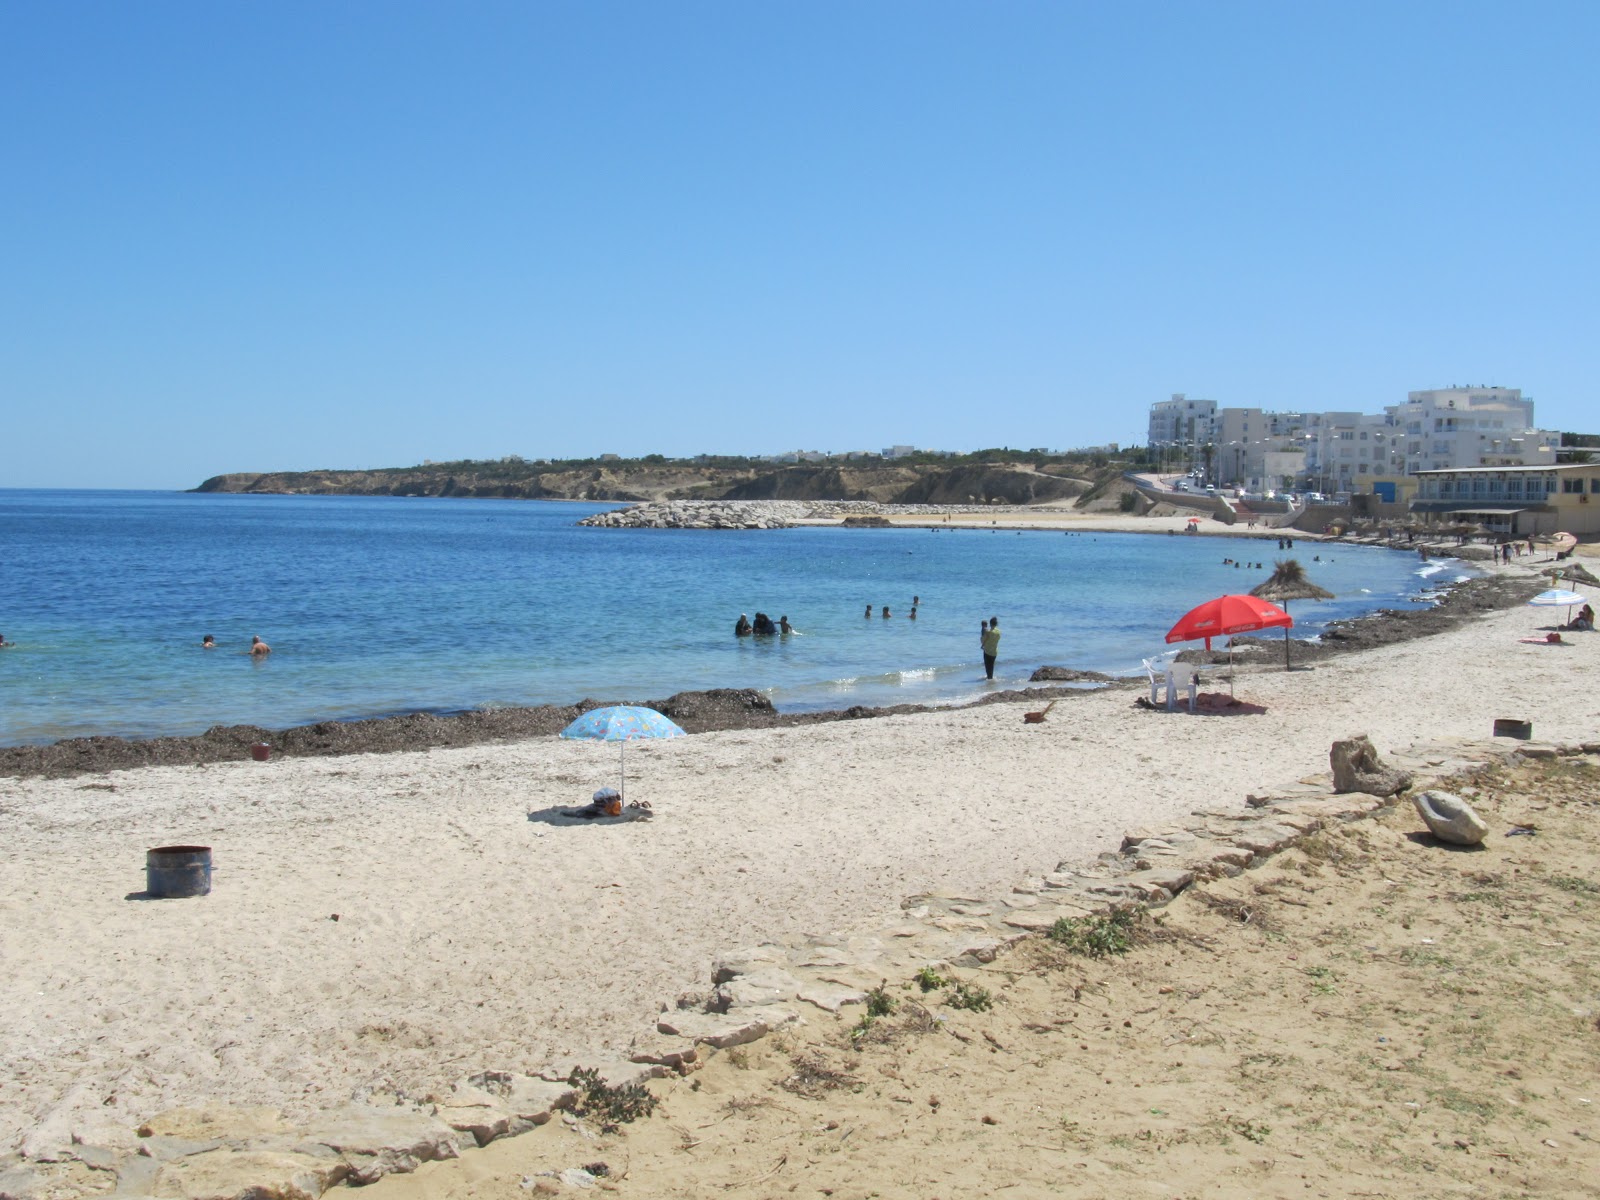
<box><xmin>1410</xmin><ymin>463</ymin><xmax>1600</xmax><ymax>537</ymax></box>
<box><xmin>1391</xmin><ymin>387</ymin><xmax>1557</xmax><ymax>474</ymax></box>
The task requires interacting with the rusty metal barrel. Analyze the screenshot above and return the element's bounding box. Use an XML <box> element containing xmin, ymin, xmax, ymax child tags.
<box><xmin>146</xmin><ymin>845</ymin><xmax>212</xmax><ymax>898</ymax></box>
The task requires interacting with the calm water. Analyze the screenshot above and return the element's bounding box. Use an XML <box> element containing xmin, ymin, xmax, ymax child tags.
<box><xmin>0</xmin><ymin>490</ymin><xmax>1468</xmax><ymax>746</ymax></box>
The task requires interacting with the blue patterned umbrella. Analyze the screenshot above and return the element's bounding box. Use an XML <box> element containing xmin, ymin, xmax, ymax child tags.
<box><xmin>559</xmin><ymin>706</ymin><xmax>686</xmax><ymax>797</ymax></box>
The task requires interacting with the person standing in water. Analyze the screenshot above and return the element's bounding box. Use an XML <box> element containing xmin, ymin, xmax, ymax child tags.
<box><xmin>249</xmin><ymin>635</ymin><xmax>272</xmax><ymax>657</ymax></box>
<box><xmin>980</xmin><ymin>616</ymin><xmax>1001</xmax><ymax>680</ymax></box>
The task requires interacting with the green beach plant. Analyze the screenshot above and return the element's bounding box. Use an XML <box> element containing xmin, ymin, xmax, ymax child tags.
<box><xmin>1047</xmin><ymin>907</ymin><xmax>1141</xmax><ymax>958</ymax></box>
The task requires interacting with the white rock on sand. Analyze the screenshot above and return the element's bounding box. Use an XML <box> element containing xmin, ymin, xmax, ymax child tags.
<box><xmin>0</xmin><ymin>590</ymin><xmax>1593</xmax><ymax>1156</ymax></box>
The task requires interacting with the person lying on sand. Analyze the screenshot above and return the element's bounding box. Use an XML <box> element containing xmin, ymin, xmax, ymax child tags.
<box><xmin>567</xmin><ymin>788</ymin><xmax>652</xmax><ymax>820</ymax></box>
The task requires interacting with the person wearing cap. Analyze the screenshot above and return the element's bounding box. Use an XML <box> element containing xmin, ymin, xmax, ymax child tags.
<box><xmin>734</xmin><ymin>614</ymin><xmax>752</xmax><ymax>637</ymax></box>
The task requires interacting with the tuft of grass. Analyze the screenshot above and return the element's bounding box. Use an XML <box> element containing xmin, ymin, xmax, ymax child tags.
<box><xmin>913</xmin><ymin>966</ymin><xmax>950</xmax><ymax>993</ymax></box>
<box><xmin>865</xmin><ymin>981</ymin><xmax>898</xmax><ymax>1018</ymax></box>
<box><xmin>1047</xmin><ymin>908</ymin><xmax>1140</xmax><ymax>957</ymax></box>
<box><xmin>565</xmin><ymin>1066</ymin><xmax>658</xmax><ymax>1129</ymax></box>
<box><xmin>945</xmin><ymin>980</ymin><xmax>993</xmax><ymax>1011</ymax></box>
<box><xmin>1230</xmin><ymin>1118</ymin><xmax>1271</xmax><ymax>1143</ymax></box>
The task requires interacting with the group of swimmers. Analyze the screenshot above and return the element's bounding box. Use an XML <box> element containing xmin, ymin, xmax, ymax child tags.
<box><xmin>867</xmin><ymin>596</ymin><xmax>920</xmax><ymax>620</ymax></box>
<box><xmin>201</xmin><ymin>634</ymin><xmax>273</xmax><ymax>657</ymax></box>
<box><xmin>734</xmin><ymin>613</ymin><xmax>791</xmax><ymax>637</ymax></box>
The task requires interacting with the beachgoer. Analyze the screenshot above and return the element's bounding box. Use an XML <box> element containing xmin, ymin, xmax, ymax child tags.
<box><xmin>0</xmin><ymin>633</ymin><xmax>10</xmax><ymax>649</ymax></box>
<box><xmin>202</xmin><ymin>635</ymin><xmax>216</xmax><ymax>649</ymax></box>
<box><xmin>881</xmin><ymin>606</ymin><xmax>891</xmax><ymax>618</ymax></box>
<box><xmin>574</xmin><ymin>787</ymin><xmax>623</xmax><ymax>819</ymax></box>
<box><xmin>735</xmin><ymin>614</ymin><xmax>752</xmax><ymax>637</ymax></box>
<box><xmin>249</xmin><ymin>636</ymin><xmax>271</xmax><ymax>657</ymax></box>
<box><xmin>778</xmin><ymin>615</ymin><xmax>793</xmax><ymax>635</ymax></box>
<box><xmin>981</xmin><ymin>615</ymin><xmax>1001</xmax><ymax>680</ymax></box>
<box><xmin>908</xmin><ymin>606</ymin><xmax>917</xmax><ymax>620</ymax></box>
<box><xmin>752</xmin><ymin>612</ymin><xmax>776</xmax><ymax>636</ymax></box>
<box><xmin>1572</xmin><ymin>604</ymin><xmax>1594</xmax><ymax>632</ymax></box>
<box><xmin>912</xmin><ymin>595</ymin><xmax>920</xmax><ymax>607</ymax></box>
<box><xmin>865</xmin><ymin>604</ymin><xmax>873</xmax><ymax>618</ymax></box>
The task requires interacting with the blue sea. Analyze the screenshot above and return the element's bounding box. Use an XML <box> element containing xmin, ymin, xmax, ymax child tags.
<box><xmin>0</xmin><ymin>490</ymin><xmax>1469</xmax><ymax>747</ymax></box>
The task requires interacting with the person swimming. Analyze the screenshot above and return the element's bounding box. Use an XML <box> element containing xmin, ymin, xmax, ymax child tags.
<box><xmin>779</xmin><ymin>615</ymin><xmax>793</xmax><ymax>634</ymax></box>
<box><xmin>202</xmin><ymin>634</ymin><xmax>216</xmax><ymax>649</ymax></box>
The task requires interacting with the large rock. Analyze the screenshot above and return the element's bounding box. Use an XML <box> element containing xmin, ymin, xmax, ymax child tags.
<box><xmin>1411</xmin><ymin>791</ymin><xmax>1489</xmax><ymax>846</ymax></box>
<box><xmin>1330</xmin><ymin>734</ymin><xmax>1413</xmax><ymax>797</ymax></box>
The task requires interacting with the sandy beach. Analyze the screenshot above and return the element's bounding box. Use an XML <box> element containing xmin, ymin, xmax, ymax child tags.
<box><xmin>2</xmin><ymin>537</ymin><xmax>1596</xmax><ymax>1178</ymax></box>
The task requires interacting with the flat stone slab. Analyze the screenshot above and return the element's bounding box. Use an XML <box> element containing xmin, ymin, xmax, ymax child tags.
<box><xmin>154</xmin><ymin>1149</ymin><xmax>350</xmax><ymax>1200</ymax></box>
<box><xmin>1225</xmin><ymin>823</ymin><xmax>1301</xmax><ymax>856</ymax></box>
<box><xmin>459</xmin><ymin>1071</ymin><xmax>575</xmax><ymax>1122</ymax></box>
<box><xmin>137</xmin><ymin>1104</ymin><xmax>292</xmax><ymax>1144</ymax></box>
<box><xmin>295</xmin><ymin>1106</ymin><xmax>461</xmax><ymax>1185</ymax></box>
<box><xmin>794</xmin><ymin>984</ymin><xmax>868</xmax><ymax>1013</ymax></box>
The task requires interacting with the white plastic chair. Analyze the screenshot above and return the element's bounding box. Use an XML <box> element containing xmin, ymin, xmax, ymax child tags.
<box><xmin>1166</xmin><ymin>661</ymin><xmax>1200</xmax><ymax>713</ymax></box>
<box><xmin>1142</xmin><ymin>656</ymin><xmax>1199</xmax><ymax>713</ymax></box>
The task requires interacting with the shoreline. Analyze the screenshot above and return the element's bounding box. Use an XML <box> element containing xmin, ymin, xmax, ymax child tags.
<box><xmin>0</xmin><ymin>572</ymin><xmax>1536</xmax><ymax>781</ymax></box>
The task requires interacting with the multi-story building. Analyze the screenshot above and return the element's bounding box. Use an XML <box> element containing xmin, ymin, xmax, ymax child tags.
<box><xmin>1149</xmin><ymin>385</ymin><xmax>1561</xmax><ymax>493</ymax></box>
<box><xmin>1146</xmin><ymin>394</ymin><xmax>1217</xmax><ymax>470</ymax></box>
<box><xmin>1390</xmin><ymin>387</ymin><xmax>1556</xmax><ymax>474</ymax></box>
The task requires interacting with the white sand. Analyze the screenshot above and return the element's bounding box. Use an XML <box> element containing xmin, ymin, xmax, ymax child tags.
<box><xmin>1</xmin><ymin>562</ymin><xmax>1594</xmax><ymax>1155</ymax></box>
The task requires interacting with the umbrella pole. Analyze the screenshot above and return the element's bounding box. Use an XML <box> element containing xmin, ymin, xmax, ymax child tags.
<box><xmin>1282</xmin><ymin>599</ymin><xmax>1292</xmax><ymax>671</ymax></box>
<box><xmin>619</xmin><ymin>739</ymin><xmax>627</xmax><ymax>799</ymax></box>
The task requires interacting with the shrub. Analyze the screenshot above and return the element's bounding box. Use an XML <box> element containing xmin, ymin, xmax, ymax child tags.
<box><xmin>566</xmin><ymin>1066</ymin><xmax>658</xmax><ymax>1129</ymax></box>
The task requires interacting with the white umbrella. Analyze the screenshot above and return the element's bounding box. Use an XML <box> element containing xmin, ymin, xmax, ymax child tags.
<box><xmin>1528</xmin><ymin>588</ymin><xmax>1587</xmax><ymax>624</ymax></box>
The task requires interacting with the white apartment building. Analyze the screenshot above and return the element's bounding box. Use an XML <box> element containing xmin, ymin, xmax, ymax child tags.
<box><xmin>1389</xmin><ymin>387</ymin><xmax>1556</xmax><ymax>474</ymax></box>
<box><xmin>1146</xmin><ymin>394</ymin><xmax>1217</xmax><ymax>466</ymax></box>
<box><xmin>1148</xmin><ymin>385</ymin><xmax>1557</xmax><ymax>491</ymax></box>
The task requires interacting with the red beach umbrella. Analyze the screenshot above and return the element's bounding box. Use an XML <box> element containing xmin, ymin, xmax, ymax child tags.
<box><xmin>1165</xmin><ymin>594</ymin><xmax>1293</xmax><ymax>698</ymax></box>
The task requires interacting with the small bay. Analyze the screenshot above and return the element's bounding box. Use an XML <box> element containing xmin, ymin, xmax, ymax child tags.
<box><xmin>0</xmin><ymin>490</ymin><xmax>1462</xmax><ymax>746</ymax></box>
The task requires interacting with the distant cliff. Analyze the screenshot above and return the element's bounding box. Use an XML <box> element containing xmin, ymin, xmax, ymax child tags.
<box><xmin>192</xmin><ymin>457</ymin><xmax>1135</xmax><ymax>508</ymax></box>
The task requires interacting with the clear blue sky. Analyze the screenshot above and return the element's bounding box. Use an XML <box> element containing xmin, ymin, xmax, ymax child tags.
<box><xmin>3</xmin><ymin>2</ymin><xmax>1596</xmax><ymax>489</ymax></box>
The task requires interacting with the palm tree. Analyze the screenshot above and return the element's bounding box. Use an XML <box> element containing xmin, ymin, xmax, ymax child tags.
<box><xmin>1250</xmin><ymin>559</ymin><xmax>1334</xmax><ymax>670</ymax></box>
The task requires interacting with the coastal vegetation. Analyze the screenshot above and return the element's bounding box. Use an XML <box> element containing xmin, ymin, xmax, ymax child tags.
<box><xmin>191</xmin><ymin>449</ymin><xmax>1158</xmax><ymax>509</ymax></box>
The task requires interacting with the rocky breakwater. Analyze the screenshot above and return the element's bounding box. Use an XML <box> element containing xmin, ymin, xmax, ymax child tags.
<box><xmin>579</xmin><ymin>499</ymin><xmax>1050</xmax><ymax>529</ymax></box>
<box><xmin>578</xmin><ymin>501</ymin><xmax>797</xmax><ymax>530</ymax></box>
